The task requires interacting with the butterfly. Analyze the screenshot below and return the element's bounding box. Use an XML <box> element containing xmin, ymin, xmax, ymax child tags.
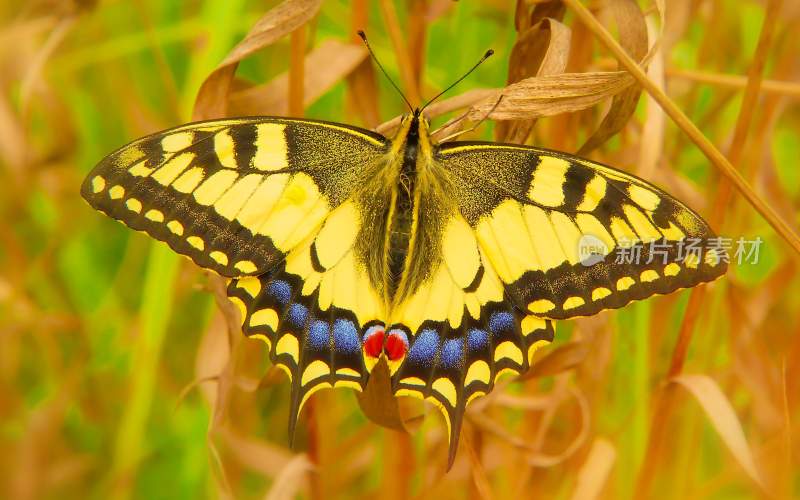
<box><xmin>81</xmin><ymin>41</ymin><xmax>726</xmax><ymax>467</ymax></box>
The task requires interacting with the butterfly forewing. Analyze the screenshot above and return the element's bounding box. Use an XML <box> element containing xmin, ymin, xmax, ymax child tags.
<box><xmin>82</xmin><ymin>116</ymin><xmax>393</xmax><ymax>438</ymax></box>
<box><xmin>436</xmin><ymin>142</ymin><xmax>728</xmax><ymax>320</ymax></box>
<box><xmin>81</xmin><ymin>117</ymin><xmax>388</xmax><ymax>277</ymax></box>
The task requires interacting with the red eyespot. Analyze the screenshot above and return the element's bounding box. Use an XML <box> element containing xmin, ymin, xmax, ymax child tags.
<box><xmin>363</xmin><ymin>328</ymin><xmax>385</xmax><ymax>358</ymax></box>
<box><xmin>385</xmin><ymin>331</ymin><xmax>408</xmax><ymax>361</ymax></box>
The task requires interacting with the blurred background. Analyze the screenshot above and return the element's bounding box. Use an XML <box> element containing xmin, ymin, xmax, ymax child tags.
<box><xmin>0</xmin><ymin>0</ymin><xmax>798</xmax><ymax>498</ymax></box>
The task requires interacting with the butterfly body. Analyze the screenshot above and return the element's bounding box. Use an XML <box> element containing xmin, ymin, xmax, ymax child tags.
<box><xmin>82</xmin><ymin>111</ymin><xmax>726</xmax><ymax>465</ymax></box>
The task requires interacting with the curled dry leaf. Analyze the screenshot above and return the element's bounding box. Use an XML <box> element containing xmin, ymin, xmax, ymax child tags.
<box><xmin>206</xmin><ymin>274</ymin><xmax>245</xmax><ymax>430</ymax></box>
<box><xmin>493</xmin><ymin>392</ymin><xmax>557</xmax><ymax>411</ymax></box>
<box><xmin>671</xmin><ymin>374</ymin><xmax>767</xmax><ymax>491</ymax></box>
<box><xmin>577</xmin><ymin>0</ymin><xmax>648</xmax><ymax>155</ymax></box>
<box><xmin>527</xmin><ymin>384</ymin><xmax>591</xmax><ymax>467</ymax></box>
<box><xmin>194</xmin><ymin>309</ymin><xmax>231</xmax><ymax>420</ymax></box>
<box><xmin>356</xmin><ymin>357</ymin><xmax>408</xmax><ymax>432</ymax></box>
<box><xmin>426</xmin><ymin>0</ymin><xmax>456</xmax><ymax>23</ymax></box>
<box><xmin>467</xmin><ymin>383</ymin><xmax>590</xmax><ymax>468</ymax></box>
<box><xmin>379</xmin><ymin>88</ymin><xmax>497</xmax><ymax>135</ymax></box>
<box><xmin>208</xmin><ymin>439</ymin><xmax>234</xmax><ymax>499</ymax></box>
<box><xmin>496</xmin><ymin>17</ymin><xmax>572</xmax><ymax>143</ymax></box>
<box><xmin>193</xmin><ymin>0</ymin><xmax>323</xmax><ymax>120</ymax></box>
<box><xmin>377</xmin><ymin>0</ymin><xmax>421</xmax><ymax>106</ymax></box>
<box><xmin>637</xmin><ymin>16</ymin><xmax>665</xmax><ymax>178</ymax></box>
<box><xmin>229</xmin><ymin>39</ymin><xmax>368</xmax><ymax>116</ymax></box>
<box><xmin>263</xmin><ymin>453</ymin><xmax>313</xmax><ymax>500</ymax></box>
<box><xmin>430</xmin><ymin>70</ymin><xmax>636</xmax><ymax>141</ymax></box>
<box><xmin>521</xmin><ymin>0</ymin><xmax>566</xmax><ymax>31</ymax></box>
<box><xmin>519</xmin><ymin>340</ymin><xmax>590</xmax><ymax>380</ymax></box>
<box><xmin>0</xmin><ymin>87</ymin><xmax>28</xmax><ymax>178</ymax></box>
<box><xmin>469</xmin><ymin>71</ymin><xmax>635</xmax><ymax>122</ymax></box>
<box><xmin>19</xmin><ymin>15</ymin><xmax>76</xmax><ymax>117</ymax></box>
<box><xmin>570</xmin><ymin>437</ymin><xmax>616</xmax><ymax>500</ymax></box>
<box><xmin>219</xmin><ymin>426</ymin><xmax>293</xmax><ymax>477</ymax></box>
<box><xmin>461</xmin><ymin>431</ymin><xmax>495</xmax><ymax>500</ymax></box>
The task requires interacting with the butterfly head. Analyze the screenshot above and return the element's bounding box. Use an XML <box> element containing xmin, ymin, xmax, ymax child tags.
<box><xmin>362</xmin><ymin>323</ymin><xmax>409</xmax><ymax>374</ymax></box>
<box><xmin>399</xmin><ymin>108</ymin><xmax>431</xmax><ymax>140</ymax></box>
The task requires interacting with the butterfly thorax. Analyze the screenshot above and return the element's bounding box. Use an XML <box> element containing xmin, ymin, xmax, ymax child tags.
<box><xmin>354</xmin><ymin>112</ymin><xmax>450</xmax><ymax>310</ymax></box>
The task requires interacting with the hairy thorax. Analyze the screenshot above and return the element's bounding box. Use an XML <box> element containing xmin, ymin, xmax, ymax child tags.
<box><xmin>354</xmin><ymin>114</ymin><xmax>452</xmax><ymax>309</ymax></box>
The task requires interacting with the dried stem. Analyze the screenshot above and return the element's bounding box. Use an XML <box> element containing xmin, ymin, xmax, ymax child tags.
<box><xmin>563</xmin><ymin>0</ymin><xmax>800</xmax><ymax>256</ymax></box>
<box><xmin>593</xmin><ymin>60</ymin><xmax>800</xmax><ymax>98</ymax></box>
<box><xmin>378</xmin><ymin>0</ymin><xmax>421</xmax><ymax>106</ymax></box>
<box><xmin>289</xmin><ymin>25</ymin><xmax>306</xmax><ymax>117</ymax></box>
<box><xmin>666</xmin><ymin>67</ymin><xmax>800</xmax><ymax>98</ymax></box>
<box><xmin>631</xmin><ymin>0</ymin><xmax>784</xmax><ymax>495</ymax></box>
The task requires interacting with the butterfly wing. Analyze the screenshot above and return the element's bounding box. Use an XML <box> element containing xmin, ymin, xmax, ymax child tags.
<box><xmin>81</xmin><ymin>117</ymin><xmax>388</xmax><ymax>277</ymax></box>
<box><xmin>388</xmin><ymin>140</ymin><xmax>726</xmax><ymax>465</ymax></box>
<box><xmin>82</xmin><ymin>117</ymin><xmax>390</xmax><ymax>436</ymax></box>
<box><xmin>388</xmin><ymin>211</ymin><xmax>555</xmax><ymax>464</ymax></box>
<box><xmin>383</xmin><ymin>164</ymin><xmax>556</xmax><ymax>465</ymax></box>
<box><xmin>435</xmin><ymin>142</ymin><xmax>728</xmax><ymax>320</ymax></box>
<box><xmin>227</xmin><ymin>198</ymin><xmax>386</xmax><ymax>438</ymax></box>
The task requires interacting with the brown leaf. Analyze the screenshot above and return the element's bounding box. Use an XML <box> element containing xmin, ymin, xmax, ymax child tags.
<box><xmin>493</xmin><ymin>392</ymin><xmax>557</xmax><ymax>410</ymax></box>
<box><xmin>526</xmin><ymin>384</ymin><xmax>591</xmax><ymax>467</ymax></box>
<box><xmin>229</xmin><ymin>39</ymin><xmax>368</xmax><ymax>116</ymax></box>
<box><xmin>570</xmin><ymin>438</ymin><xmax>616</xmax><ymax>500</ymax></box>
<box><xmin>461</xmin><ymin>431</ymin><xmax>495</xmax><ymax>500</ymax></box>
<box><xmin>194</xmin><ymin>309</ymin><xmax>230</xmax><ymax>416</ymax></box>
<box><xmin>356</xmin><ymin>357</ymin><xmax>408</xmax><ymax>432</ymax></box>
<box><xmin>199</xmin><ymin>274</ymin><xmax>247</xmax><ymax>431</ymax></box>
<box><xmin>520</xmin><ymin>341</ymin><xmax>590</xmax><ymax>380</ymax></box>
<box><xmin>346</xmin><ymin>59</ymin><xmax>381</xmax><ymax>128</ymax></box>
<box><xmin>193</xmin><ymin>0</ymin><xmax>323</xmax><ymax>120</ymax></box>
<box><xmin>263</xmin><ymin>453</ymin><xmax>313</xmax><ymax>500</ymax></box>
<box><xmin>19</xmin><ymin>16</ymin><xmax>76</xmax><ymax>117</ymax></box>
<box><xmin>637</xmin><ymin>18</ymin><xmax>665</xmax><ymax>179</ymax></box>
<box><xmin>343</xmin><ymin>3</ymin><xmax>381</xmax><ymax>127</ymax></box>
<box><xmin>219</xmin><ymin>426</ymin><xmax>293</xmax><ymax>477</ymax></box>
<box><xmin>379</xmin><ymin>88</ymin><xmax>498</xmax><ymax>136</ymax></box>
<box><xmin>429</xmin><ymin>70</ymin><xmax>636</xmax><ymax>141</ymax></box>
<box><xmin>469</xmin><ymin>383</ymin><xmax>590</xmax><ymax>467</ymax></box>
<box><xmin>378</xmin><ymin>0</ymin><xmax>421</xmax><ymax>106</ymax></box>
<box><xmin>671</xmin><ymin>374</ymin><xmax>767</xmax><ymax>491</ymax></box>
<box><xmin>577</xmin><ymin>0</ymin><xmax>647</xmax><ymax>154</ymax></box>
<box><xmin>497</xmin><ymin>17</ymin><xmax>572</xmax><ymax>143</ymax></box>
<box><xmin>472</xmin><ymin>71</ymin><xmax>634</xmax><ymax>121</ymax></box>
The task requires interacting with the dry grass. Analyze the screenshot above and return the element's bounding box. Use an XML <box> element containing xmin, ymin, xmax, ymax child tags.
<box><xmin>1</xmin><ymin>0</ymin><xmax>799</xmax><ymax>498</ymax></box>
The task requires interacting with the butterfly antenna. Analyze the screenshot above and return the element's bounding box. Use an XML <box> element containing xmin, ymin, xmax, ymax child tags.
<box><xmin>357</xmin><ymin>31</ymin><xmax>414</xmax><ymax>112</ymax></box>
<box><xmin>420</xmin><ymin>49</ymin><xmax>494</xmax><ymax>112</ymax></box>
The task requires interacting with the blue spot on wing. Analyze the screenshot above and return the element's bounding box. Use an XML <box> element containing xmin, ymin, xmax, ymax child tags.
<box><xmin>333</xmin><ymin>319</ymin><xmax>360</xmax><ymax>354</ymax></box>
<box><xmin>287</xmin><ymin>303</ymin><xmax>308</xmax><ymax>328</ymax></box>
<box><xmin>407</xmin><ymin>329</ymin><xmax>438</xmax><ymax>365</ymax></box>
<box><xmin>308</xmin><ymin>320</ymin><xmax>330</xmax><ymax>350</ymax></box>
<box><xmin>467</xmin><ymin>328</ymin><xmax>488</xmax><ymax>351</ymax></box>
<box><xmin>267</xmin><ymin>280</ymin><xmax>292</xmax><ymax>305</ymax></box>
<box><xmin>440</xmin><ymin>339</ymin><xmax>464</xmax><ymax>369</ymax></box>
<box><xmin>489</xmin><ymin>312</ymin><xmax>515</xmax><ymax>336</ymax></box>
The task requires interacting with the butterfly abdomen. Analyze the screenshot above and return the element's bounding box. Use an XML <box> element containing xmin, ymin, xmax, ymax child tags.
<box><xmin>386</xmin><ymin>119</ymin><xmax>420</xmax><ymax>296</ymax></box>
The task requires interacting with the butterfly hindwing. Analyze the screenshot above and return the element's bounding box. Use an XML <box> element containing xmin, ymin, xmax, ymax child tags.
<box><xmin>227</xmin><ymin>197</ymin><xmax>387</xmax><ymax>438</ymax></box>
<box><xmin>389</xmin><ymin>210</ymin><xmax>555</xmax><ymax>465</ymax></box>
<box><xmin>436</xmin><ymin>143</ymin><xmax>728</xmax><ymax>320</ymax></box>
<box><xmin>81</xmin><ymin>117</ymin><xmax>388</xmax><ymax>277</ymax></box>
